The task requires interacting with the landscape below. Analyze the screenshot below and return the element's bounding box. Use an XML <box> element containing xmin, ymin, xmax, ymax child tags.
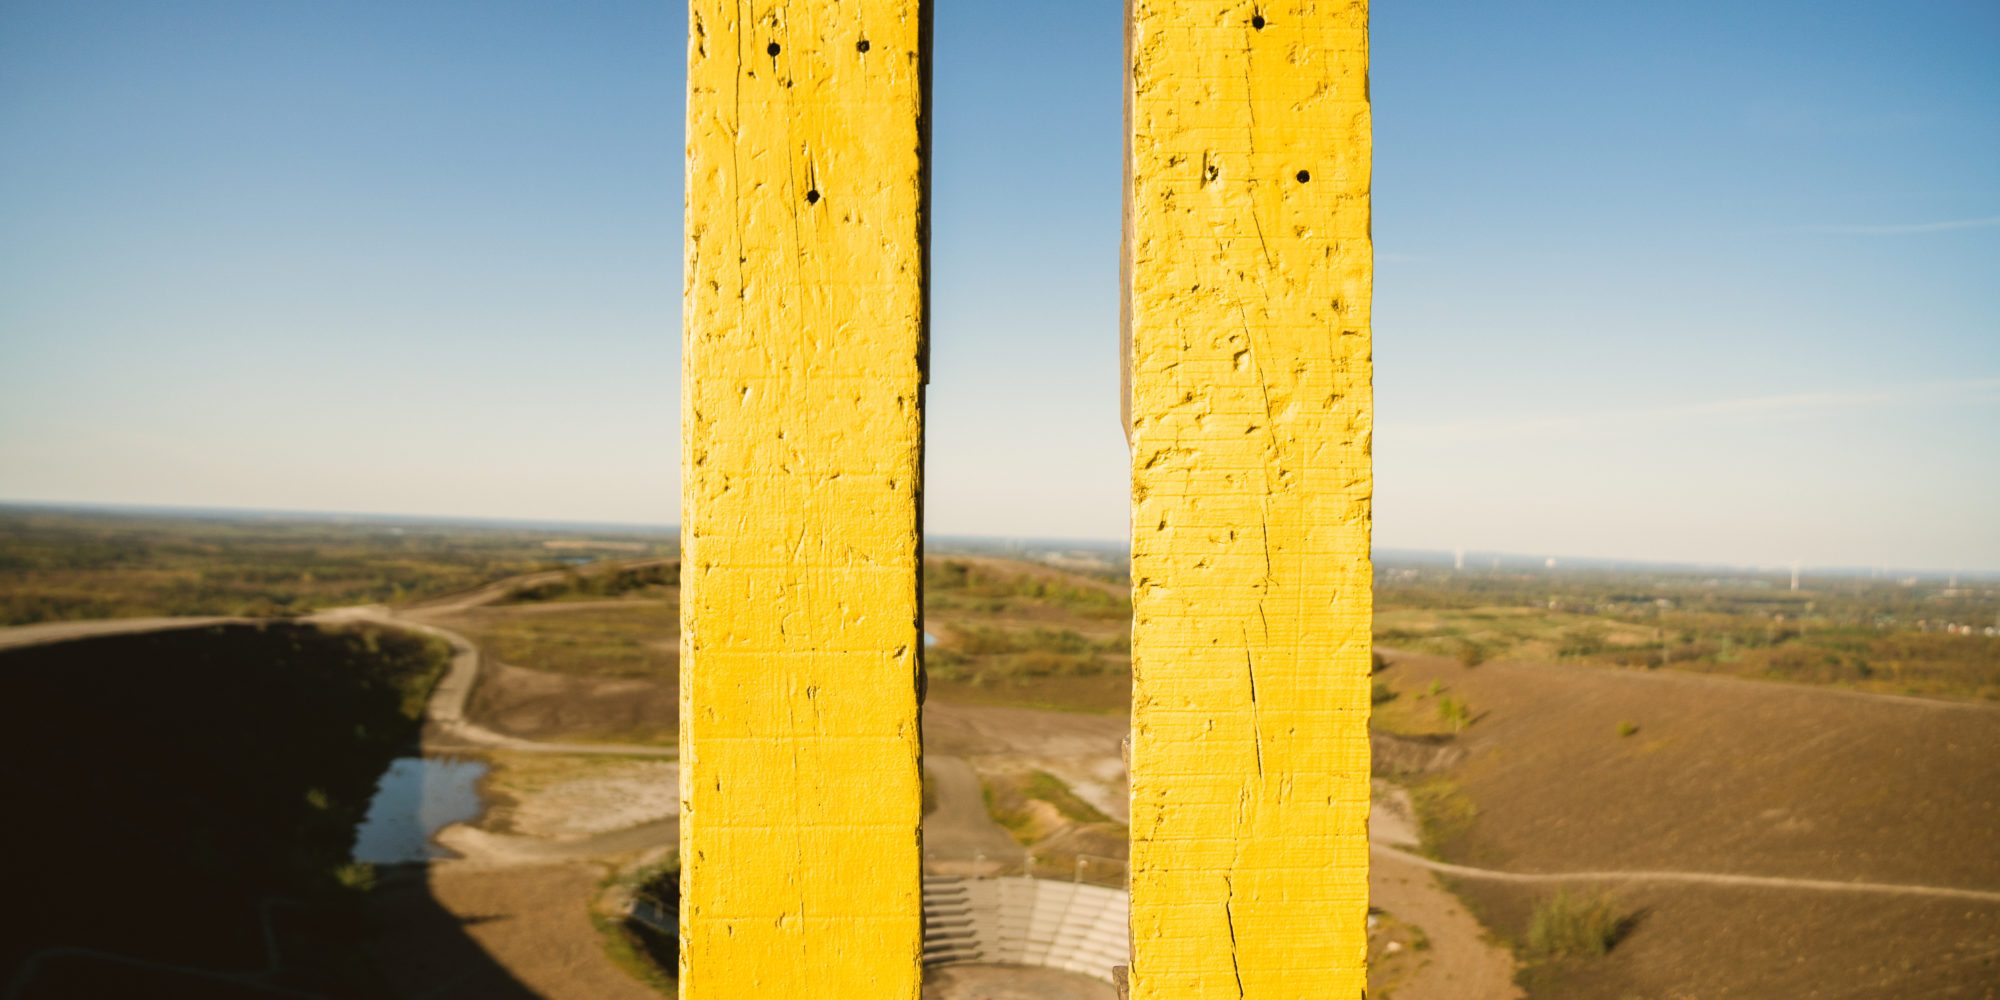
<box><xmin>0</xmin><ymin>507</ymin><xmax>1995</xmax><ymax>998</ymax></box>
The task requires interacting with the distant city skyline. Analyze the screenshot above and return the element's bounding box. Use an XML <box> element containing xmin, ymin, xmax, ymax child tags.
<box><xmin>3</xmin><ymin>1</ymin><xmax>1996</xmax><ymax>571</ymax></box>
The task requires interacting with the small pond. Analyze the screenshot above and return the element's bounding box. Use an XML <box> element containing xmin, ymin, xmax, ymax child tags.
<box><xmin>352</xmin><ymin>755</ymin><xmax>488</xmax><ymax>864</ymax></box>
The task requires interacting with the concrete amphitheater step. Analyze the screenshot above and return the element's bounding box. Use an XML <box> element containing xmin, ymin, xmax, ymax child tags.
<box><xmin>922</xmin><ymin>875</ymin><xmax>1130</xmax><ymax>985</ymax></box>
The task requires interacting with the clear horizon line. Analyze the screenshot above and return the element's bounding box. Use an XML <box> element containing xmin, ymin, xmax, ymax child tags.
<box><xmin>2</xmin><ymin>497</ymin><xmax>1994</xmax><ymax>579</ymax></box>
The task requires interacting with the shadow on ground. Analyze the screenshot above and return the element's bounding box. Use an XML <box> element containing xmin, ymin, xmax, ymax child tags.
<box><xmin>0</xmin><ymin>625</ymin><xmax>539</xmax><ymax>999</ymax></box>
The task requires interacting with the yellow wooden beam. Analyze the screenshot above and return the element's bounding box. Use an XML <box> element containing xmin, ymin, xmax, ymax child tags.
<box><xmin>1125</xmin><ymin>1</ymin><xmax>1373</xmax><ymax>996</ymax></box>
<box><xmin>682</xmin><ymin>1</ymin><xmax>927</xmax><ymax>995</ymax></box>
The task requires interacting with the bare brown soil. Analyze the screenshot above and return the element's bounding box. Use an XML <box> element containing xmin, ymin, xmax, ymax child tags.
<box><xmin>466</xmin><ymin>659</ymin><xmax>676</xmax><ymax>745</ymax></box>
<box><xmin>369</xmin><ymin>863</ymin><xmax>663</xmax><ymax>1000</ymax></box>
<box><xmin>1372</xmin><ymin>849</ymin><xmax>1523</xmax><ymax>1000</ymax></box>
<box><xmin>1376</xmin><ymin>649</ymin><xmax>2000</xmax><ymax>997</ymax></box>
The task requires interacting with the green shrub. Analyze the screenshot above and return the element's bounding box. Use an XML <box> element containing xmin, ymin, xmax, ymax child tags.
<box><xmin>1527</xmin><ymin>889</ymin><xmax>1625</xmax><ymax>959</ymax></box>
<box><xmin>1436</xmin><ymin>695</ymin><xmax>1471</xmax><ymax>731</ymax></box>
<box><xmin>1409</xmin><ymin>778</ymin><xmax>1478</xmax><ymax>852</ymax></box>
<box><xmin>1455</xmin><ymin>639</ymin><xmax>1486</xmax><ymax>667</ymax></box>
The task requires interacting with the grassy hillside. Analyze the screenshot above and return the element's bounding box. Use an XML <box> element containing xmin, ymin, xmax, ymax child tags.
<box><xmin>1377</xmin><ymin>564</ymin><xmax>2000</xmax><ymax>701</ymax></box>
<box><xmin>0</xmin><ymin>507</ymin><xmax>671</xmax><ymax>625</ymax></box>
<box><xmin>1373</xmin><ymin>649</ymin><xmax>2000</xmax><ymax>998</ymax></box>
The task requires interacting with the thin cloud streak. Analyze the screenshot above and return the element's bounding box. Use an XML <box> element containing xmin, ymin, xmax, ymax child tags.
<box><xmin>1803</xmin><ymin>215</ymin><xmax>2000</xmax><ymax>235</ymax></box>
<box><xmin>1394</xmin><ymin>378</ymin><xmax>2000</xmax><ymax>445</ymax></box>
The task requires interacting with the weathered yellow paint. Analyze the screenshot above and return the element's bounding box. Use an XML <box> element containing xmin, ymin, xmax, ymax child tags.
<box><xmin>1125</xmin><ymin>1</ymin><xmax>1373</xmax><ymax>996</ymax></box>
<box><xmin>681</xmin><ymin>1</ymin><xmax>927</xmax><ymax>996</ymax></box>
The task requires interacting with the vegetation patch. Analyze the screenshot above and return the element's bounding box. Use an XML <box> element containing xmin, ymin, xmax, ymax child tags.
<box><xmin>926</xmin><ymin>558</ymin><xmax>1131</xmax><ymax>619</ymax></box>
<box><xmin>449</xmin><ymin>602</ymin><xmax>678</xmax><ymax>680</ymax></box>
<box><xmin>0</xmin><ymin>507</ymin><xmax>666</xmax><ymax>624</ymax></box>
<box><xmin>1376</xmin><ymin>566</ymin><xmax>2000</xmax><ymax>701</ymax></box>
<box><xmin>1408</xmin><ymin>776</ymin><xmax>1479</xmax><ymax>856</ymax></box>
<box><xmin>1525</xmin><ymin>888</ymin><xmax>1628</xmax><ymax>960</ymax></box>
<box><xmin>596</xmin><ymin>859</ymin><xmax>678</xmax><ymax>992</ymax></box>
<box><xmin>499</xmin><ymin>561</ymin><xmax>677</xmax><ymax>604</ymax></box>
<box><xmin>922</xmin><ymin>558</ymin><xmax>1132</xmax><ymax>712</ymax></box>
<box><xmin>979</xmin><ymin>769</ymin><xmax>1127</xmax><ymax>885</ymax></box>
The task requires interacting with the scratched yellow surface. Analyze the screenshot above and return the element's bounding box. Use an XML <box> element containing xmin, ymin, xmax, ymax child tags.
<box><xmin>1127</xmin><ymin>1</ymin><xmax>1373</xmax><ymax>996</ymax></box>
<box><xmin>682</xmin><ymin>1</ymin><xmax>926</xmax><ymax>995</ymax></box>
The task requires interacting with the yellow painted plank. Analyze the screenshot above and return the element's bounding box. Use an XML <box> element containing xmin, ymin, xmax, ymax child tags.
<box><xmin>1125</xmin><ymin>1</ymin><xmax>1372</xmax><ymax>996</ymax></box>
<box><xmin>682</xmin><ymin>1</ymin><xmax>927</xmax><ymax>996</ymax></box>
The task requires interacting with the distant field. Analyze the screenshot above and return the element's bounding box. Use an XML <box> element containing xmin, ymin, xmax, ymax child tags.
<box><xmin>0</xmin><ymin>507</ymin><xmax>672</xmax><ymax>625</ymax></box>
<box><xmin>432</xmin><ymin>554</ymin><xmax>1131</xmax><ymax>745</ymax></box>
<box><xmin>923</xmin><ymin>556</ymin><xmax>1132</xmax><ymax>713</ymax></box>
<box><xmin>1376</xmin><ymin>567</ymin><xmax>2000</xmax><ymax>702</ymax></box>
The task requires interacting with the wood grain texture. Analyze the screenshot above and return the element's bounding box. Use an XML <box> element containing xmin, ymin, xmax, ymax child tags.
<box><xmin>682</xmin><ymin>1</ymin><xmax>927</xmax><ymax>995</ymax></box>
<box><xmin>1125</xmin><ymin>1</ymin><xmax>1373</xmax><ymax>996</ymax></box>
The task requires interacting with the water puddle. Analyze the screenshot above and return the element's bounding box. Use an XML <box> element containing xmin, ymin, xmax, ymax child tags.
<box><xmin>352</xmin><ymin>755</ymin><xmax>488</xmax><ymax>863</ymax></box>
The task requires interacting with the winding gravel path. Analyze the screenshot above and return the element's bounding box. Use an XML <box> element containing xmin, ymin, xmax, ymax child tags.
<box><xmin>1371</xmin><ymin>843</ymin><xmax>2000</xmax><ymax>904</ymax></box>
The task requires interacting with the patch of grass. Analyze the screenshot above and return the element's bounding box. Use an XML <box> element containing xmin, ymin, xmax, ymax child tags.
<box><xmin>1409</xmin><ymin>776</ymin><xmax>1479</xmax><ymax>855</ymax></box>
<box><xmin>594</xmin><ymin>859</ymin><xmax>678</xmax><ymax>994</ymax></box>
<box><xmin>449</xmin><ymin>603</ymin><xmax>677</xmax><ymax>679</ymax></box>
<box><xmin>927</xmin><ymin>558</ymin><xmax>1131</xmax><ymax>619</ymax></box>
<box><xmin>1435</xmin><ymin>694</ymin><xmax>1472</xmax><ymax>731</ymax></box>
<box><xmin>1025</xmin><ymin>770</ymin><xmax>1111</xmax><ymax>825</ymax></box>
<box><xmin>922</xmin><ymin>560</ymin><xmax>1133</xmax><ymax>712</ymax></box>
<box><xmin>982</xmin><ymin>770</ymin><xmax>1116</xmax><ymax>846</ymax></box>
<box><xmin>1455</xmin><ymin>638</ymin><xmax>1487</xmax><ymax>667</ymax></box>
<box><xmin>1526</xmin><ymin>888</ymin><xmax>1626</xmax><ymax>959</ymax></box>
<box><xmin>981</xmin><ymin>777</ymin><xmax>1037</xmax><ymax>844</ymax></box>
<box><xmin>0</xmin><ymin>507</ymin><xmax>664</xmax><ymax>625</ymax></box>
<box><xmin>500</xmin><ymin>561</ymin><xmax>676</xmax><ymax>604</ymax></box>
<box><xmin>1376</xmin><ymin>573</ymin><xmax>2000</xmax><ymax>702</ymax></box>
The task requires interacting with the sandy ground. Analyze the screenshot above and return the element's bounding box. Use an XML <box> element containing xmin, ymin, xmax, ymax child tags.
<box><xmin>369</xmin><ymin>862</ymin><xmax>662</xmax><ymax>1000</ymax></box>
<box><xmin>926</xmin><ymin>755</ymin><xmax>1029</xmax><ymax>874</ymax></box>
<box><xmin>924</xmin><ymin>963</ymin><xmax>1118</xmax><ymax>1000</ymax></box>
<box><xmin>1372</xmin><ymin>850</ymin><xmax>1524</xmax><ymax>1000</ymax></box>
<box><xmin>501</xmin><ymin>757</ymin><xmax>680</xmax><ymax>839</ymax></box>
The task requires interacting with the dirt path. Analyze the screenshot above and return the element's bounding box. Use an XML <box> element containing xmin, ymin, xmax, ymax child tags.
<box><xmin>0</xmin><ymin>615</ymin><xmax>240</xmax><ymax>652</ymax></box>
<box><xmin>1372</xmin><ymin>849</ymin><xmax>1523</xmax><ymax>1000</ymax></box>
<box><xmin>309</xmin><ymin>605</ymin><xmax>677</xmax><ymax>758</ymax></box>
<box><xmin>924</xmin><ymin>755</ymin><xmax>1027</xmax><ymax>874</ymax></box>
<box><xmin>1371</xmin><ymin>843</ymin><xmax>2000</xmax><ymax>903</ymax></box>
<box><xmin>397</xmin><ymin>560</ymin><xmax>675</xmax><ymax>617</ymax></box>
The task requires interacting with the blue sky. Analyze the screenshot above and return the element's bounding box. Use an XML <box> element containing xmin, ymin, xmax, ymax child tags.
<box><xmin>1</xmin><ymin>1</ymin><xmax>1995</xmax><ymax>571</ymax></box>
